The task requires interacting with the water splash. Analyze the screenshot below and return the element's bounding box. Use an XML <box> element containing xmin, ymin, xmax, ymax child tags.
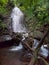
<box><xmin>34</xmin><ymin>39</ymin><xmax>49</xmax><ymax>58</ymax></box>
<box><xmin>11</xmin><ymin>6</ymin><xmax>26</xmax><ymax>33</ymax></box>
<box><xmin>33</xmin><ymin>39</ymin><xmax>39</xmax><ymax>48</ymax></box>
<box><xmin>9</xmin><ymin>42</ymin><xmax>23</xmax><ymax>51</ymax></box>
<box><xmin>9</xmin><ymin>33</ymin><xmax>29</xmax><ymax>51</ymax></box>
<box><xmin>40</xmin><ymin>45</ymin><xmax>48</xmax><ymax>57</ymax></box>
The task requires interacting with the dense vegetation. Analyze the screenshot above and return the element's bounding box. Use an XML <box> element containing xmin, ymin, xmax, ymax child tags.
<box><xmin>0</xmin><ymin>0</ymin><xmax>49</xmax><ymax>65</ymax></box>
<box><xmin>0</xmin><ymin>0</ymin><xmax>49</xmax><ymax>31</ymax></box>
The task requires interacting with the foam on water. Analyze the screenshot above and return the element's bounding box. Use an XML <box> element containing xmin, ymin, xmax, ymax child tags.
<box><xmin>34</xmin><ymin>39</ymin><xmax>49</xmax><ymax>58</ymax></box>
<box><xmin>40</xmin><ymin>46</ymin><xmax>48</xmax><ymax>57</ymax></box>
<box><xmin>9</xmin><ymin>42</ymin><xmax>23</xmax><ymax>51</ymax></box>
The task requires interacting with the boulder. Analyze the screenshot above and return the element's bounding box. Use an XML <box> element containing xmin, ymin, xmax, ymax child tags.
<box><xmin>33</xmin><ymin>31</ymin><xmax>43</xmax><ymax>40</ymax></box>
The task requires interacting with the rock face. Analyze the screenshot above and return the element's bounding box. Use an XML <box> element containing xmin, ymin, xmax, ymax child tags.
<box><xmin>22</xmin><ymin>34</ymin><xmax>34</xmax><ymax>49</ymax></box>
<box><xmin>0</xmin><ymin>34</ymin><xmax>22</xmax><ymax>48</ymax></box>
<box><xmin>32</xmin><ymin>31</ymin><xmax>43</xmax><ymax>40</ymax></box>
<box><xmin>40</xmin><ymin>23</ymin><xmax>49</xmax><ymax>44</ymax></box>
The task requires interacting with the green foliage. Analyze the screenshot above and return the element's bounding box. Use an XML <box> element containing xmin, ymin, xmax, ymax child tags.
<box><xmin>21</xmin><ymin>0</ymin><xmax>49</xmax><ymax>30</ymax></box>
<box><xmin>0</xmin><ymin>20</ymin><xmax>7</xmax><ymax>30</ymax></box>
<box><xmin>31</xmin><ymin>0</ymin><xmax>49</xmax><ymax>30</ymax></box>
<box><xmin>0</xmin><ymin>0</ymin><xmax>8</xmax><ymax>6</ymax></box>
<box><xmin>0</xmin><ymin>7</ymin><xmax>7</xmax><ymax>15</ymax></box>
<box><xmin>0</xmin><ymin>0</ymin><xmax>8</xmax><ymax>31</ymax></box>
<box><xmin>0</xmin><ymin>0</ymin><xmax>8</xmax><ymax>15</ymax></box>
<box><xmin>0</xmin><ymin>0</ymin><xmax>49</xmax><ymax>31</ymax></box>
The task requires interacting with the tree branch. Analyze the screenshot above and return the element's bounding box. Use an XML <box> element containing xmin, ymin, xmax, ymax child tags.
<box><xmin>29</xmin><ymin>29</ymin><xmax>49</xmax><ymax>65</ymax></box>
<box><xmin>39</xmin><ymin>57</ymin><xmax>49</xmax><ymax>65</ymax></box>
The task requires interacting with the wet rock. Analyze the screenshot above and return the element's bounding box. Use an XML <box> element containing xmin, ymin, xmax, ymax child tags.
<box><xmin>0</xmin><ymin>34</ymin><xmax>22</xmax><ymax>48</ymax></box>
<box><xmin>0</xmin><ymin>35</ymin><xmax>12</xmax><ymax>42</ymax></box>
<box><xmin>22</xmin><ymin>36</ymin><xmax>34</xmax><ymax>49</ymax></box>
<box><xmin>33</xmin><ymin>31</ymin><xmax>43</xmax><ymax>40</ymax></box>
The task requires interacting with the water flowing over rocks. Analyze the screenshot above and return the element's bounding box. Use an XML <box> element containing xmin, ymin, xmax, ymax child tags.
<box><xmin>0</xmin><ymin>6</ymin><xmax>49</xmax><ymax>65</ymax></box>
<box><xmin>11</xmin><ymin>6</ymin><xmax>27</xmax><ymax>33</ymax></box>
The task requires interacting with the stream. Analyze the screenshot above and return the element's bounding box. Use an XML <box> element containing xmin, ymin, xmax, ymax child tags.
<box><xmin>0</xmin><ymin>6</ymin><xmax>49</xmax><ymax>65</ymax></box>
<box><xmin>10</xmin><ymin>6</ymin><xmax>49</xmax><ymax>58</ymax></box>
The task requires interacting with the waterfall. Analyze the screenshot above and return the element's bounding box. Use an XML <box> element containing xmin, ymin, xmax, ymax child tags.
<box><xmin>11</xmin><ymin>6</ymin><xmax>26</xmax><ymax>33</ymax></box>
<box><xmin>10</xmin><ymin>7</ymin><xmax>49</xmax><ymax>58</ymax></box>
<box><xmin>9</xmin><ymin>6</ymin><xmax>27</xmax><ymax>51</ymax></box>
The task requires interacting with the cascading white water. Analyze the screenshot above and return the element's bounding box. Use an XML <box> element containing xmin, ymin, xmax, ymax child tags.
<box><xmin>33</xmin><ymin>39</ymin><xmax>48</xmax><ymax>58</ymax></box>
<box><xmin>11</xmin><ymin>6</ymin><xmax>26</xmax><ymax>33</ymax></box>
<box><xmin>10</xmin><ymin>7</ymin><xmax>49</xmax><ymax>58</ymax></box>
<box><xmin>9</xmin><ymin>6</ymin><xmax>27</xmax><ymax>51</ymax></box>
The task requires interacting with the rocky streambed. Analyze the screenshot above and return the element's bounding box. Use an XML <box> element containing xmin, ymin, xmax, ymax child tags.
<box><xmin>0</xmin><ymin>32</ymin><xmax>49</xmax><ymax>65</ymax></box>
